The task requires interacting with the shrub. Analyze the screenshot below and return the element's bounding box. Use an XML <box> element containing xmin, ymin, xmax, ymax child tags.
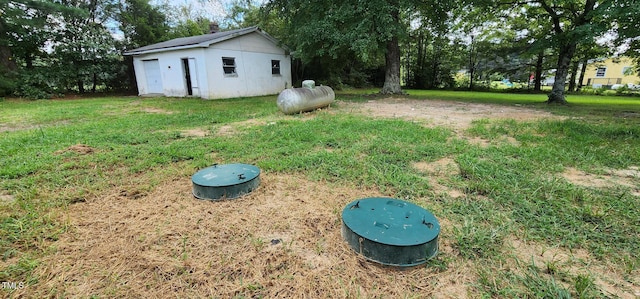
<box><xmin>0</xmin><ymin>71</ymin><xmax>16</xmax><ymax>97</ymax></box>
<box><xmin>13</xmin><ymin>68</ymin><xmax>60</xmax><ymax>99</ymax></box>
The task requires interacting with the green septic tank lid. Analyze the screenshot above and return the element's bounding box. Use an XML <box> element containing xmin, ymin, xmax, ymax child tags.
<box><xmin>192</xmin><ymin>163</ymin><xmax>260</xmax><ymax>200</ymax></box>
<box><xmin>341</xmin><ymin>197</ymin><xmax>440</xmax><ymax>266</ymax></box>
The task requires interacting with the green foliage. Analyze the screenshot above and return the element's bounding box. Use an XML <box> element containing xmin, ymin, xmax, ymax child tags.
<box><xmin>13</xmin><ymin>67</ymin><xmax>60</xmax><ymax>99</ymax></box>
<box><xmin>52</xmin><ymin>19</ymin><xmax>123</xmax><ymax>93</ymax></box>
<box><xmin>263</xmin><ymin>0</ymin><xmax>410</xmax><ymax>89</ymax></box>
<box><xmin>610</xmin><ymin>0</ymin><xmax>640</xmax><ymax>62</ymax></box>
<box><xmin>165</xmin><ymin>18</ymin><xmax>211</xmax><ymax>39</ymax></box>
<box><xmin>118</xmin><ymin>0</ymin><xmax>170</xmax><ymax>49</ymax></box>
<box><xmin>405</xmin><ymin>23</ymin><xmax>464</xmax><ymax>89</ymax></box>
<box><xmin>0</xmin><ymin>70</ymin><xmax>16</xmax><ymax>97</ymax></box>
<box><xmin>0</xmin><ymin>0</ymin><xmax>85</xmax><ymax>67</ymax></box>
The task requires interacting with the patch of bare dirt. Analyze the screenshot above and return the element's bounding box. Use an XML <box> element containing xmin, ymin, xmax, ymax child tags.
<box><xmin>107</xmin><ymin>101</ymin><xmax>174</xmax><ymax>115</ymax></box>
<box><xmin>1</xmin><ymin>120</ymin><xmax>71</xmax><ymax>133</ymax></box>
<box><xmin>54</xmin><ymin>144</ymin><xmax>95</xmax><ymax>155</ymax></box>
<box><xmin>507</xmin><ymin>237</ymin><xmax>640</xmax><ymax>298</ymax></box>
<box><xmin>24</xmin><ymin>173</ymin><xmax>476</xmax><ymax>298</ymax></box>
<box><xmin>610</xmin><ymin>166</ymin><xmax>640</xmax><ymax>179</ymax></box>
<box><xmin>180</xmin><ymin>128</ymin><xmax>209</xmax><ymax>137</ymax></box>
<box><xmin>216</xmin><ymin>118</ymin><xmax>278</xmax><ymax>136</ymax></box>
<box><xmin>141</xmin><ymin>107</ymin><xmax>174</xmax><ymax>114</ymax></box>
<box><xmin>0</xmin><ymin>192</ymin><xmax>15</xmax><ymax>205</ymax></box>
<box><xmin>341</xmin><ymin>98</ymin><xmax>563</xmax><ymax>131</ymax></box>
<box><xmin>456</xmin><ymin>135</ymin><xmax>521</xmax><ymax>148</ymax></box>
<box><xmin>412</xmin><ymin>158</ymin><xmax>465</xmax><ymax>199</ymax></box>
<box><xmin>216</xmin><ymin>124</ymin><xmax>238</xmax><ymax>136</ymax></box>
<box><xmin>562</xmin><ymin>167</ymin><xmax>640</xmax><ymax>196</ymax></box>
<box><xmin>0</xmin><ymin>124</ymin><xmax>33</xmax><ymax>133</ymax></box>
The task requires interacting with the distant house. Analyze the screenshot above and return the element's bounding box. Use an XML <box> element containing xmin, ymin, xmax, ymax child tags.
<box><xmin>124</xmin><ymin>26</ymin><xmax>292</xmax><ymax>99</ymax></box>
<box><xmin>583</xmin><ymin>57</ymin><xmax>639</xmax><ymax>88</ymax></box>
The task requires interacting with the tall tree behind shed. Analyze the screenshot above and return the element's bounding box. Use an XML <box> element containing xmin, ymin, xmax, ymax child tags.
<box><xmin>265</xmin><ymin>0</ymin><xmax>410</xmax><ymax>94</ymax></box>
<box><xmin>491</xmin><ymin>0</ymin><xmax>631</xmax><ymax>104</ymax></box>
<box><xmin>117</xmin><ymin>0</ymin><xmax>170</xmax><ymax>91</ymax></box>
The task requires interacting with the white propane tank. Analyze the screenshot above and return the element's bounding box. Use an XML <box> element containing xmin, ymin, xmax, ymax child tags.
<box><xmin>277</xmin><ymin>80</ymin><xmax>335</xmax><ymax>114</ymax></box>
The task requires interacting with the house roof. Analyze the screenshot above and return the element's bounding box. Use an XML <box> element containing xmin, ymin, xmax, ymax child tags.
<box><xmin>123</xmin><ymin>26</ymin><xmax>287</xmax><ymax>56</ymax></box>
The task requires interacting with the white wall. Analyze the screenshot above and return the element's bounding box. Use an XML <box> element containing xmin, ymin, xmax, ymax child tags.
<box><xmin>133</xmin><ymin>48</ymin><xmax>209</xmax><ymax>97</ymax></box>
<box><xmin>132</xmin><ymin>31</ymin><xmax>291</xmax><ymax>99</ymax></box>
<box><xmin>205</xmin><ymin>32</ymin><xmax>292</xmax><ymax>99</ymax></box>
<box><xmin>204</xmin><ymin>51</ymin><xmax>291</xmax><ymax>99</ymax></box>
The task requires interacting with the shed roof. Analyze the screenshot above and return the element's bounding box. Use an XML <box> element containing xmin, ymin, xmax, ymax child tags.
<box><xmin>124</xmin><ymin>26</ymin><xmax>287</xmax><ymax>56</ymax></box>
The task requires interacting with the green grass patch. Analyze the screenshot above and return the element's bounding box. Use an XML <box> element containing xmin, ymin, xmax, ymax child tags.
<box><xmin>210</xmin><ymin>113</ymin><xmax>452</xmax><ymax>197</ymax></box>
<box><xmin>1</xmin><ymin>91</ymin><xmax>639</xmax><ymax>296</ymax></box>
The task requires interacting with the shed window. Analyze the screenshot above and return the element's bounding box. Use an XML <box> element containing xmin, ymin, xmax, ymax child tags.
<box><xmin>272</xmin><ymin>60</ymin><xmax>280</xmax><ymax>75</ymax></box>
<box><xmin>622</xmin><ymin>66</ymin><xmax>632</xmax><ymax>75</ymax></box>
<box><xmin>595</xmin><ymin>67</ymin><xmax>606</xmax><ymax>77</ymax></box>
<box><xmin>222</xmin><ymin>57</ymin><xmax>236</xmax><ymax>75</ymax></box>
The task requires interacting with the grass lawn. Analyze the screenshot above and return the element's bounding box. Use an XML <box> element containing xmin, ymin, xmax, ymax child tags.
<box><xmin>1</xmin><ymin>92</ymin><xmax>639</xmax><ymax>298</ymax></box>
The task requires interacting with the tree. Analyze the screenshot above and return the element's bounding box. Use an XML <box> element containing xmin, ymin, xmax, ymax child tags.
<box><xmin>53</xmin><ymin>21</ymin><xmax>121</xmax><ymax>92</ymax></box>
<box><xmin>489</xmin><ymin>0</ymin><xmax>635</xmax><ymax>104</ymax></box>
<box><xmin>568</xmin><ymin>42</ymin><xmax>608</xmax><ymax>91</ymax></box>
<box><xmin>613</xmin><ymin>0</ymin><xmax>640</xmax><ymax>70</ymax></box>
<box><xmin>166</xmin><ymin>18</ymin><xmax>211</xmax><ymax>39</ymax></box>
<box><xmin>405</xmin><ymin>0</ymin><xmax>463</xmax><ymax>89</ymax></box>
<box><xmin>118</xmin><ymin>0</ymin><xmax>169</xmax><ymax>49</ymax></box>
<box><xmin>0</xmin><ymin>0</ymin><xmax>82</xmax><ymax>96</ymax></box>
<box><xmin>163</xmin><ymin>2</ymin><xmax>214</xmax><ymax>39</ymax></box>
<box><xmin>50</xmin><ymin>0</ymin><xmax>121</xmax><ymax>93</ymax></box>
<box><xmin>265</xmin><ymin>0</ymin><xmax>410</xmax><ymax>93</ymax></box>
<box><xmin>117</xmin><ymin>0</ymin><xmax>169</xmax><ymax>91</ymax></box>
<box><xmin>499</xmin><ymin>4</ymin><xmax>555</xmax><ymax>91</ymax></box>
<box><xmin>539</xmin><ymin>0</ymin><xmax>599</xmax><ymax>103</ymax></box>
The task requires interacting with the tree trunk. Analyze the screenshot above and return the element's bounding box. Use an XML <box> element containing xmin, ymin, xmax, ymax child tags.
<box><xmin>568</xmin><ymin>59</ymin><xmax>579</xmax><ymax>92</ymax></box>
<box><xmin>0</xmin><ymin>46</ymin><xmax>17</xmax><ymax>72</ymax></box>
<box><xmin>431</xmin><ymin>39</ymin><xmax>441</xmax><ymax>88</ymax></box>
<box><xmin>469</xmin><ymin>35</ymin><xmax>475</xmax><ymax>90</ymax></box>
<box><xmin>547</xmin><ymin>42</ymin><xmax>576</xmax><ymax>104</ymax></box>
<box><xmin>0</xmin><ymin>20</ymin><xmax>18</xmax><ymax>73</ymax></box>
<box><xmin>92</xmin><ymin>72</ymin><xmax>97</xmax><ymax>93</ymax></box>
<box><xmin>78</xmin><ymin>80</ymin><xmax>85</xmax><ymax>93</ymax></box>
<box><xmin>577</xmin><ymin>58</ymin><xmax>588</xmax><ymax>91</ymax></box>
<box><xmin>380</xmin><ymin>36</ymin><xmax>403</xmax><ymax>94</ymax></box>
<box><xmin>25</xmin><ymin>53</ymin><xmax>34</xmax><ymax>69</ymax></box>
<box><xmin>533</xmin><ymin>53</ymin><xmax>543</xmax><ymax>91</ymax></box>
<box><xmin>415</xmin><ymin>33</ymin><xmax>424</xmax><ymax>88</ymax></box>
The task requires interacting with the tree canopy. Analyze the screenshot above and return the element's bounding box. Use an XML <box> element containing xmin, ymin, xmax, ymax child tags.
<box><xmin>1</xmin><ymin>0</ymin><xmax>639</xmax><ymax>100</ymax></box>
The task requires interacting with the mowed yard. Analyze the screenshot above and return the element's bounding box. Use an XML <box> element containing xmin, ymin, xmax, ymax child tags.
<box><xmin>1</xmin><ymin>90</ymin><xmax>639</xmax><ymax>298</ymax></box>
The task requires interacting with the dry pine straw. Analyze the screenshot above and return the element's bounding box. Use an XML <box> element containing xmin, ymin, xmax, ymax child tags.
<box><xmin>23</xmin><ymin>173</ymin><xmax>473</xmax><ymax>298</ymax></box>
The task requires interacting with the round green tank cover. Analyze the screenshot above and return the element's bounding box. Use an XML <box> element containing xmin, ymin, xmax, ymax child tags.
<box><xmin>192</xmin><ymin>163</ymin><xmax>260</xmax><ymax>200</ymax></box>
<box><xmin>341</xmin><ymin>197</ymin><xmax>440</xmax><ymax>266</ymax></box>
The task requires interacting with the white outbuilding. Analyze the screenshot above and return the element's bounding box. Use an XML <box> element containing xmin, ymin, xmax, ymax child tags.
<box><xmin>124</xmin><ymin>26</ymin><xmax>292</xmax><ymax>99</ymax></box>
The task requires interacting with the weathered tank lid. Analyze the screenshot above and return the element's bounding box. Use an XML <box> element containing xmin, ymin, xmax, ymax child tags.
<box><xmin>342</xmin><ymin>197</ymin><xmax>440</xmax><ymax>246</ymax></box>
<box><xmin>192</xmin><ymin>163</ymin><xmax>260</xmax><ymax>187</ymax></box>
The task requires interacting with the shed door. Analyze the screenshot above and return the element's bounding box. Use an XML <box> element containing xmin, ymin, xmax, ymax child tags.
<box><xmin>188</xmin><ymin>58</ymin><xmax>199</xmax><ymax>96</ymax></box>
<box><xmin>143</xmin><ymin>59</ymin><xmax>163</xmax><ymax>94</ymax></box>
